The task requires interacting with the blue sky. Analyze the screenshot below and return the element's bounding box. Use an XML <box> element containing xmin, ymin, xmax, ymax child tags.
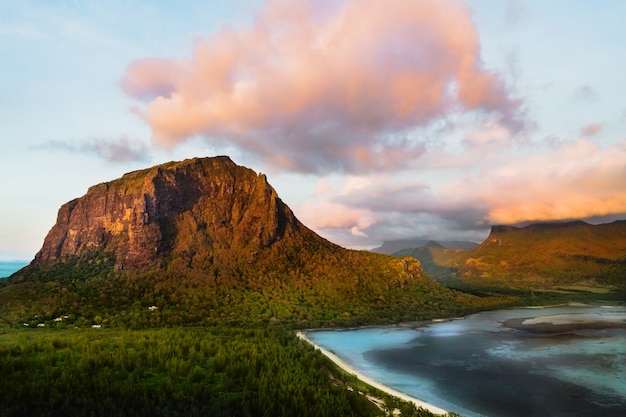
<box><xmin>1</xmin><ymin>0</ymin><xmax>625</xmax><ymax>260</ymax></box>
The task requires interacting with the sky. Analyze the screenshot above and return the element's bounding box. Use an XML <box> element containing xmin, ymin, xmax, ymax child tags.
<box><xmin>1</xmin><ymin>0</ymin><xmax>625</xmax><ymax>260</ymax></box>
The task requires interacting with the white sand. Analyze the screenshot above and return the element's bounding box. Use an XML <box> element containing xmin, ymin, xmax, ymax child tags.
<box><xmin>522</xmin><ymin>312</ymin><xmax>626</xmax><ymax>326</ymax></box>
<box><xmin>297</xmin><ymin>331</ymin><xmax>448</xmax><ymax>416</ymax></box>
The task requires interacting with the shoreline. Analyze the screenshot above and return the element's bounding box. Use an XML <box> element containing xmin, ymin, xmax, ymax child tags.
<box><xmin>296</xmin><ymin>331</ymin><xmax>448</xmax><ymax>416</ymax></box>
<box><xmin>295</xmin><ymin>303</ymin><xmax>609</xmax><ymax>416</ymax></box>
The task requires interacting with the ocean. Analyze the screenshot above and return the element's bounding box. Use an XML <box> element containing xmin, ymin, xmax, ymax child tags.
<box><xmin>0</xmin><ymin>261</ymin><xmax>29</xmax><ymax>278</ymax></box>
<box><xmin>307</xmin><ymin>304</ymin><xmax>626</xmax><ymax>417</ymax></box>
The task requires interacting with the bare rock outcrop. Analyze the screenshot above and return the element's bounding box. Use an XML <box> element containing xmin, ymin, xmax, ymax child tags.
<box><xmin>33</xmin><ymin>156</ymin><xmax>312</xmax><ymax>270</ymax></box>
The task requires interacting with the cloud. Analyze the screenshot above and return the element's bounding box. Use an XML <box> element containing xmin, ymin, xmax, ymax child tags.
<box><xmin>38</xmin><ymin>137</ymin><xmax>150</xmax><ymax>162</ymax></box>
<box><xmin>461</xmin><ymin>121</ymin><xmax>512</xmax><ymax>153</ymax></box>
<box><xmin>297</xmin><ymin>175</ymin><xmax>385</xmax><ymax>237</ymax></box>
<box><xmin>472</xmin><ymin>138</ymin><xmax>626</xmax><ymax>224</ymax></box>
<box><xmin>296</xmin><ymin>138</ymin><xmax>626</xmax><ymax>245</ymax></box>
<box><xmin>296</xmin><ymin>174</ymin><xmax>490</xmax><ymax>246</ymax></box>
<box><xmin>298</xmin><ymin>199</ymin><xmax>376</xmax><ymax>237</ymax></box>
<box><xmin>580</xmin><ymin>123</ymin><xmax>604</xmax><ymax>137</ymax></box>
<box><xmin>121</xmin><ymin>58</ymin><xmax>190</xmax><ymax>101</ymax></box>
<box><xmin>420</xmin><ymin>137</ymin><xmax>626</xmax><ymax>227</ymax></box>
<box><xmin>122</xmin><ymin>0</ymin><xmax>523</xmax><ymax>174</ymax></box>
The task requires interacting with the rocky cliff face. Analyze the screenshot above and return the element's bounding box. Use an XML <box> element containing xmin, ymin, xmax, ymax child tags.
<box><xmin>33</xmin><ymin>156</ymin><xmax>317</xmax><ymax>270</ymax></box>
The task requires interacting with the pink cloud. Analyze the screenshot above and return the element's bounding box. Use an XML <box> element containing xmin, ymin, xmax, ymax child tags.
<box><xmin>461</xmin><ymin>121</ymin><xmax>512</xmax><ymax>153</ymax></box>
<box><xmin>296</xmin><ymin>138</ymin><xmax>626</xmax><ymax>245</ymax></box>
<box><xmin>580</xmin><ymin>123</ymin><xmax>604</xmax><ymax>137</ymax></box>
<box><xmin>297</xmin><ymin>198</ymin><xmax>376</xmax><ymax>237</ymax></box>
<box><xmin>120</xmin><ymin>57</ymin><xmax>189</xmax><ymax>100</ymax></box>
<box><xmin>449</xmin><ymin>138</ymin><xmax>626</xmax><ymax>225</ymax></box>
<box><xmin>122</xmin><ymin>0</ymin><xmax>522</xmax><ymax>173</ymax></box>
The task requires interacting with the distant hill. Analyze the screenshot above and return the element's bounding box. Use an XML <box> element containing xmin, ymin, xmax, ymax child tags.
<box><xmin>391</xmin><ymin>242</ymin><xmax>464</xmax><ymax>288</ymax></box>
<box><xmin>1</xmin><ymin>156</ymin><xmax>505</xmax><ymax>328</ymax></box>
<box><xmin>393</xmin><ymin>241</ymin><xmax>446</xmax><ymax>260</ymax></box>
<box><xmin>372</xmin><ymin>239</ymin><xmax>478</xmax><ymax>255</ymax></box>
<box><xmin>425</xmin><ymin>220</ymin><xmax>626</xmax><ymax>290</ymax></box>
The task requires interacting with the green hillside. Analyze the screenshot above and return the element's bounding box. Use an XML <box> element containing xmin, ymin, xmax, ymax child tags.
<box><xmin>396</xmin><ymin>221</ymin><xmax>626</xmax><ymax>293</ymax></box>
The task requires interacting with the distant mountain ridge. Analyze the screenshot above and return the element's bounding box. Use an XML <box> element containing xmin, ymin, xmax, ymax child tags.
<box><xmin>372</xmin><ymin>239</ymin><xmax>478</xmax><ymax>255</ymax></box>
<box><xmin>417</xmin><ymin>220</ymin><xmax>626</xmax><ymax>289</ymax></box>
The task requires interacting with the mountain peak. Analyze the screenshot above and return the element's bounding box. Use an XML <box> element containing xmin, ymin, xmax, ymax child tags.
<box><xmin>490</xmin><ymin>220</ymin><xmax>590</xmax><ymax>234</ymax></box>
<box><xmin>33</xmin><ymin>156</ymin><xmax>314</xmax><ymax>270</ymax></box>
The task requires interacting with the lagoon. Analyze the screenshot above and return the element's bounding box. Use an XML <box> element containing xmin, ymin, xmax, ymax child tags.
<box><xmin>307</xmin><ymin>304</ymin><xmax>626</xmax><ymax>417</ymax></box>
<box><xmin>0</xmin><ymin>261</ymin><xmax>28</xmax><ymax>278</ymax></box>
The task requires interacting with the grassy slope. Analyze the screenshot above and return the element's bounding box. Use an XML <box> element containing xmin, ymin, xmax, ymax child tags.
<box><xmin>0</xmin><ymin>246</ymin><xmax>517</xmax><ymax>329</ymax></box>
<box><xmin>395</xmin><ymin>221</ymin><xmax>626</xmax><ymax>293</ymax></box>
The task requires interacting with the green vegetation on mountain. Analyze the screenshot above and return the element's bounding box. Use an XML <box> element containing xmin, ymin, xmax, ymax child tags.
<box><xmin>0</xmin><ymin>245</ymin><xmax>515</xmax><ymax>330</ymax></box>
<box><xmin>394</xmin><ymin>221</ymin><xmax>626</xmax><ymax>294</ymax></box>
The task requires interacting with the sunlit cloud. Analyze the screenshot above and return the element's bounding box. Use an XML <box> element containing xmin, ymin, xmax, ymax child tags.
<box><xmin>296</xmin><ymin>137</ymin><xmax>626</xmax><ymax>244</ymax></box>
<box><xmin>461</xmin><ymin>121</ymin><xmax>512</xmax><ymax>153</ymax></box>
<box><xmin>580</xmin><ymin>123</ymin><xmax>604</xmax><ymax>137</ymax></box>
<box><xmin>435</xmin><ymin>137</ymin><xmax>626</xmax><ymax>226</ymax></box>
<box><xmin>298</xmin><ymin>199</ymin><xmax>377</xmax><ymax>238</ymax></box>
<box><xmin>475</xmin><ymin>138</ymin><xmax>626</xmax><ymax>224</ymax></box>
<box><xmin>122</xmin><ymin>0</ymin><xmax>523</xmax><ymax>174</ymax></box>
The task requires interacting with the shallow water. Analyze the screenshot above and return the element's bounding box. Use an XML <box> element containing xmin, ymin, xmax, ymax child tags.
<box><xmin>0</xmin><ymin>261</ymin><xmax>28</xmax><ymax>278</ymax></box>
<box><xmin>308</xmin><ymin>304</ymin><xmax>626</xmax><ymax>417</ymax></box>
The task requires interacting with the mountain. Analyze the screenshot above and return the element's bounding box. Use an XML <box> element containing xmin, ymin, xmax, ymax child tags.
<box><xmin>31</xmin><ymin>155</ymin><xmax>318</xmax><ymax>271</ymax></box>
<box><xmin>393</xmin><ymin>241</ymin><xmax>446</xmax><ymax>261</ymax></box>
<box><xmin>391</xmin><ymin>242</ymin><xmax>464</xmax><ymax>288</ymax></box>
<box><xmin>372</xmin><ymin>239</ymin><xmax>478</xmax><ymax>255</ymax></box>
<box><xmin>428</xmin><ymin>220</ymin><xmax>626</xmax><ymax>289</ymax></box>
<box><xmin>1</xmin><ymin>156</ymin><xmax>501</xmax><ymax>328</ymax></box>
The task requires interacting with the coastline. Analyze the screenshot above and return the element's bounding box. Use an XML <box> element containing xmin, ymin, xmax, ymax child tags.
<box><xmin>296</xmin><ymin>331</ymin><xmax>449</xmax><ymax>416</ymax></box>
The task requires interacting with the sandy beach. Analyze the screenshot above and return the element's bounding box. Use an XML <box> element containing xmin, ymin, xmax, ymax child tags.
<box><xmin>504</xmin><ymin>314</ymin><xmax>626</xmax><ymax>334</ymax></box>
<box><xmin>296</xmin><ymin>331</ymin><xmax>448</xmax><ymax>416</ymax></box>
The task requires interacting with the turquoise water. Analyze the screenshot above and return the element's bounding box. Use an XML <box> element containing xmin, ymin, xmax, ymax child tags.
<box><xmin>308</xmin><ymin>304</ymin><xmax>626</xmax><ymax>417</ymax></box>
<box><xmin>0</xmin><ymin>261</ymin><xmax>29</xmax><ymax>278</ymax></box>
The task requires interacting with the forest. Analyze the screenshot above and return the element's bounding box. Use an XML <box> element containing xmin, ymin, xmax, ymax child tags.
<box><xmin>0</xmin><ymin>249</ymin><xmax>519</xmax><ymax>330</ymax></box>
<box><xmin>0</xmin><ymin>326</ymin><xmax>457</xmax><ymax>417</ymax></box>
